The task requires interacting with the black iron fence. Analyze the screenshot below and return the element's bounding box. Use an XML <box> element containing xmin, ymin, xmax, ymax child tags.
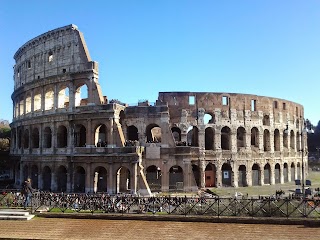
<box><xmin>1</xmin><ymin>190</ymin><xmax>320</xmax><ymax>218</ymax></box>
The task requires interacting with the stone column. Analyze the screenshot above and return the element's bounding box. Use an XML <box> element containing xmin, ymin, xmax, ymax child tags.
<box><xmin>260</xmin><ymin>168</ymin><xmax>264</xmax><ymax>185</ymax></box>
<box><xmin>183</xmin><ymin>159</ymin><xmax>191</xmax><ymax>191</ymax></box>
<box><xmin>233</xmin><ymin>167</ymin><xmax>239</xmax><ymax>188</ymax></box>
<box><xmin>86</xmin><ymin>119</ymin><xmax>92</xmax><ymax>146</ymax></box>
<box><xmin>85</xmin><ymin>163</ymin><xmax>92</xmax><ymax>193</ymax></box>
<box><xmin>280</xmin><ymin>164</ymin><xmax>284</xmax><ymax>184</ymax></box>
<box><xmin>54</xmin><ymin>84</ymin><xmax>58</xmax><ymax>111</ymax></box>
<box><xmin>107</xmin><ymin>118</ymin><xmax>114</xmax><ymax>147</ymax></box>
<box><xmin>68</xmin><ymin>83</ymin><xmax>75</xmax><ymax>111</ymax></box>
<box><xmin>107</xmin><ymin>162</ymin><xmax>114</xmax><ymax>194</ymax></box>
<box><xmin>231</xmin><ymin>129</ymin><xmax>237</xmax><ymax>153</ymax></box>
<box><xmin>216</xmin><ymin>163</ymin><xmax>222</xmax><ymax>188</ymax></box>
<box><xmin>270</xmin><ymin>164</ymin><xmax>275</xmax><ymax>185</ymax></box>
<box><xmin>67</xmin><ymin>173</ymin><xmax>72</xmax><ymax>192</ymax></box>
<box><xmin>41</xmin><ymin>87</ymin><xmax>45</xmax><ymax>113</ymax></box>
<box><xmin>246</xmin><ymin>168</ymin><xmax>252</xmax><ymax>187</ymax></box>
<box><xmin>51</xmin><ymin>172</ymin><xmax>56</xmax><ymax>191</ymax></box>
<box><xmin>131</xmin><ymin>161</ymin><xmax>138</xmax><ymax>194</ymax></box>
<box><xmin>161</xmin><ymin>161</ymin><xmax>169</xmax><ymax>192</ymax></box>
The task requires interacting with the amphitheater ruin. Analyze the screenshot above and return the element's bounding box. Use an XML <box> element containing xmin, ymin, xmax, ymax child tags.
<box><xmin>10</xmin><ymin>24</ymin><xmax>308</xmax><ymax>194</ymax></box>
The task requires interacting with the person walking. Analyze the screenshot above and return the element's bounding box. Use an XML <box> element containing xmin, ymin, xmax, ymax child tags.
<box><xmin>22</xmin><ymin>178</ymin><xmax>35</xmax><ymax>210</ymax></box>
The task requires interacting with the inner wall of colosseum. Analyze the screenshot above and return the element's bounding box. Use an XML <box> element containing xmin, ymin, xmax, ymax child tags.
<box><xmin>10</xmin><ymin>24</ymin><xmax>307</xmax><ymax>194</ymax></box>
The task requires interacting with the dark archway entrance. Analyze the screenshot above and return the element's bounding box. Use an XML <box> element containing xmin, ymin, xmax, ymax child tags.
<box><xmin>74</xmin><ymin>166</ymin><xmax>85</xmax><ymax>193</ymax></box>
<box><xmin>146</xmin><ymin>165</ymin><xmax>162</xmax><ymax>192</ymax></box>
<box><xmin>275</xmin><ymin>163</ymin><xmax>280</xmax><ymax>184</ymax></box>
<box><xmin>221</xmin><ymin>163</ymin><xmax>232</xmax><ymax>187</ymax></box>
<box><xmin>238</xmin><ymin>165</ymin><xmax>246</xmax><ymax>187</ymax></box>
<box><xmin>42</xmin><ymin>166</ymin><xmax>51</xmax><ymax>191</ymax></box>
<box><xmin>57</xmin><ymin>166</ymin><xmax>67</xmax><ymax>192</ymax></box>
<box><xmin>117</xmin><ymin>167</ymin><xmax>130</xmax><ymax>193</ymax></box>
<box><xmin>264</xmin><ymin>164</ymin><xmax>271</xmax><ymax>184</ymax></box>
<box><xmin>169</xmin><ymin>166</ymin><xmax>183</xmax><ymax>190</ymax></box>
<box><xmin>252</xmin><ymin>164</ymin><xmax>260</xmax><ymax>186</ymax></box>
<box><xmin>205</xmin><ymin>164</ymin><xmax>216</xmax><ymax>187</ymax></box>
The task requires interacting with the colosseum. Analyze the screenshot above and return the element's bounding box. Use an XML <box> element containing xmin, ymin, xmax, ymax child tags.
<box><xmin>10</xmin><ymin>24</ymin><xmax>308</xmax><ymax>195</ymax></box>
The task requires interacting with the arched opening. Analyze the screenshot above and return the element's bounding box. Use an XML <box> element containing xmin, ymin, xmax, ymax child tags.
<box><xmin>274</xmin><ymin>129</ymin><xmax>280</xmax><ymax>151</ymax></box>
<box><xmin>290</xmin><ymin>130</ymin><xmax>295</xmax><ymax>150</ymax></box>
<box><xmin>264</xmin><ymin>163</ymin><xmax>271</xmax><ymax>184</ymax></box>
<box><xmin>19</xmin><ymin>99</ymin><xmax>24</xmax><ymax>116</ymax></box>
<box><xmin>56</xmin><ymin>165</ymin><xmax>67</xmax><ymax>192</ymax></box>
<box><xmin>205</xmin><ymin>127</ymin><xmax>214</xmax><ymax>150</ymax></box>
<box><xmin>237</xmin><ymin>127</ymin><xmax>246</xmax><ymax>148</ymax></box>
<box><xmin>94</xmin><ymin>166</ymin><xmax>108</xmax><ymax>192</ymax></box>
<box><xmin>32</xmin><ymin>128</ymin><xmax>39</xmax><ymax>148</ymax></box>
<box><xmin>205</xmin><ymin>164</ymin><xmax>216</xmax><ymax>187</ymax></box>
<box><xmin>74</xmin><ymin>124</ymin><xmax>86</xmax><ymax>147</ymax></box>
<box><xmin>117</xmin><ymin>166</ymin><xmax>130</xmax><ymax>193</ymax></box>
<box><xmin>58</xmin><ymin>86</ymin><xmax>69</xmax><ymax>108</ymax></box>
<box><xmin>25</xmin><ymin>95</ymin><xmax>31</xmax><ymax>113</ymax></box>
<box><xmin>263</xmin><ymin>129</ymin><xmax>271</xmax><ymax>151</ymax></box>
<box><xmin>252</xmin><ymin>164</ymin><xmax>260</xmax><ymax>186</ymax></box>
<box><xmin>187</xmin><ymin>126</ymin><xmax>198</xmax><ymax>146</ymax></box>
<box><xmin>171</xmin><ymin>127</ymin><xmax>181</xmax><ymax>143</ymax></box>
<box><xmin>95</xmin><ymin>124</ymin><xmax>107</xmax><ymax>147</ymax></box>
<box><xmin>57</xmin><ymin>125</ymin><xmax>68</xmax><ymax>148</ymax></box>
<box><xmin>283</xmin><ymin>163</ymin><xmax>288</xmax><ymax>182</ymax></box>
<box><xmin>146</xmin><ymin>124</ymin><xmax>161</xmax><ymax>143</ymax></box>
<box><xmin>75</xmin><ymin>84</ymin><xmax>88</xmax><ymax>107</ymax></box>
<box><xmin>296</xmin><ymin>131</ymin><xmax>301</xmax><ymax>151</ymax></box>
<box><xmin>44</xmin><ymin>89</ymin><xmax>54</xmax><ymax>110</ymax></box>
<box><xmin>221</xmin><ymin>163</ymin><xmax>232</xmax><ymax>187</ymax></box>
<box><xmin>17</xmin><ymin>128</ymin><xmax>22</xmax><ymax>149</ymax></box>
<box><xmin>221</xmin><ymin>126</ymin><xmax>231</xmax><ymax>150</ymax></box>
<box><xmin>31</xmin><ymin>165</ymin><xmax>38</xmax><ymax>189</ymax></box>
<box><xmin>119</xmin><ymin>110</ymin><xmax>125</xmax><ymax>126</ymax></box>
<box><xmin>146</xmin><ymin>165</ymin><xmax>162</xmax><ymax>192</ymax></box>
<box><xmin>43</xmin><ymin>127</ymin><xmax>52</xmax><ymax>148</ymax></box>
<box><xmin>74</xmin><ymin>166</ymin><xmax>86</xmax><ymax>193</ymax></box>
<box><xmin>297</xmin><ymin>162</ymin><xmax>301</xmax><ymax>180</ymax></box>
<box><xmin>275</xmin><ymin>163</ymin><xmax>281</xmax><ymax>184</ymax></box>
<box><xmin>283</xmin><ymin>130</ymin><xmax>288</xmax><ymax>148</ymax></box>
<box><xmin>204</xmin><ymin>113</ymin><xmax>215</xmax><ymax>124</ymax></box>
<box><xmin>42</xmin><ymin>166</ymin><xmax>52</xmax><ymax>191</ymax></box>
<box><xmin>238</xmin><ymin>165</ymin><xmax>246</xmax><ymax>187</ymax></box>
<box><xmin>291</xmin><ymin>163</ymin><xmax>295</xmax><ymax>181</ymax></box>
<box><xmin>169</xmin><ymin>165</ymin><xmax>183</xmax><ymax>190</ymax></box>
<box><xmin>263</xmin><ymin>115</ymin><xmax>270</xmax><ymax>126</ymax></box>
<box><xmin>23</xmin><ymin>129</ymin><xmax>29</xmax><ymax>148</ymax></box>
<box><xmin>192</xmin><ymin>164</ymin><xmax>200</xmax><ymax>188</ymax></box>
<box><xmin>33</xmin><ymin>92</ymin><xmax>41</xmax><ymax>111</ymax></box>
<box><xmin>127</xmin><ymin>125</ymin><xmax>139</xmax><ymax>141</ymax></box>
<box><xmin>251</xmin><ymin>127</ymin><xmax>259</xmax><ymax>148</ymax></box>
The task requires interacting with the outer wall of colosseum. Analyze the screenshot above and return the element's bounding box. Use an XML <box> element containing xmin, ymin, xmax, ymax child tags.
<box><xmin>10</xmin><ymin>24</ymin><xmax>307</xmax><ymax>194</ymax></box>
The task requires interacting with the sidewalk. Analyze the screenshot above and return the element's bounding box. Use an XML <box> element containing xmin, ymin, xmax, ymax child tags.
<box><xmin>0</xmin><ymin>217</ymin><xmax>320</xmax><ymax>240</ymax></box>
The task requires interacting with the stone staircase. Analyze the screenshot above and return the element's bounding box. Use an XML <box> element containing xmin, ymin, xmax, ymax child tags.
<box><xmin>0</xmin><ymin>209</ymin><xmax>35</xmax><ymax>220</ymax></box>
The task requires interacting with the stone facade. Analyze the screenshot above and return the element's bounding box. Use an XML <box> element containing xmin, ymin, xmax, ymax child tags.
<box><xmin>10</xmin><ymin>25</ymin><xmax>307</xmax><ymax>194</ymax></box>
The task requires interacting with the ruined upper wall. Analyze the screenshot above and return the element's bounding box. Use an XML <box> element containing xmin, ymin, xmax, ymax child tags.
<box><xmin>13</xmin><ymin>24</ymin><xmax>98</xmax><ymax>90</ymax></box>
<box><xmin>158</xmin><ymin>92</ymin><xmax>304</xmax><ymax>124</ymax></box>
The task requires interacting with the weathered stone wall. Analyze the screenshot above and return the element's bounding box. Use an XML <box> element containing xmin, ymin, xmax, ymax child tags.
<box><xmin>9</xmin><ymin>25</ymin><xmax>307</xmax><ymax>194</ymax></box>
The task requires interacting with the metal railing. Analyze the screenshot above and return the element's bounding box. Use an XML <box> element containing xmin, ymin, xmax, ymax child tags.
<box><xmin>1</xmin><ymin>191</ymin><xmax>320</xmax><ymax>218</ymax></box>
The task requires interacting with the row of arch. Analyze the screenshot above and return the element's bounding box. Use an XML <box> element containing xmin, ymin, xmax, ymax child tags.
<box><xmin>22</xmin><ymin>161</ymin><xmax>301</xmax><ymax>193</ymax></box>
<box><xmin>13</xmin><ymin>84</ymin><xmax>89</xmax><ymax>118</ymax></box>
<box><xmin>13</xmin><ymin>122</ymin><xmax>302</xmax><ymax>153</ymax></box>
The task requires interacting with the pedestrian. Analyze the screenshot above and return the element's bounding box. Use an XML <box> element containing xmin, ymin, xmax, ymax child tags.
<box><xmin>22</xmin><ymin>178</ymin><xmax>35</xmax><ymax>210</ymax></box>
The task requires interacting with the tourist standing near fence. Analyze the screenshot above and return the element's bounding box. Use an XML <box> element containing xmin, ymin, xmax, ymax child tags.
<box><xmin>22</xmin><ymin>178</ymin><xmax>35</xmax><ymax>210</ymax></box>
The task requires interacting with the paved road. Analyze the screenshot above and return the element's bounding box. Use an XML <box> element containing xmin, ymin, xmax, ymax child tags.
<box><xmin>0</xmin><ymin>218</ymin><xmax>319</xmax><ymax>240</ymax></box>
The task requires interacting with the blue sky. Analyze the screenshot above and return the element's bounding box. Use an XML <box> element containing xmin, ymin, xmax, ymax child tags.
<box><xmin>1</xmin><ymin>0</ymin><xmax>320</xmax><ymax>125</ymax></box>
